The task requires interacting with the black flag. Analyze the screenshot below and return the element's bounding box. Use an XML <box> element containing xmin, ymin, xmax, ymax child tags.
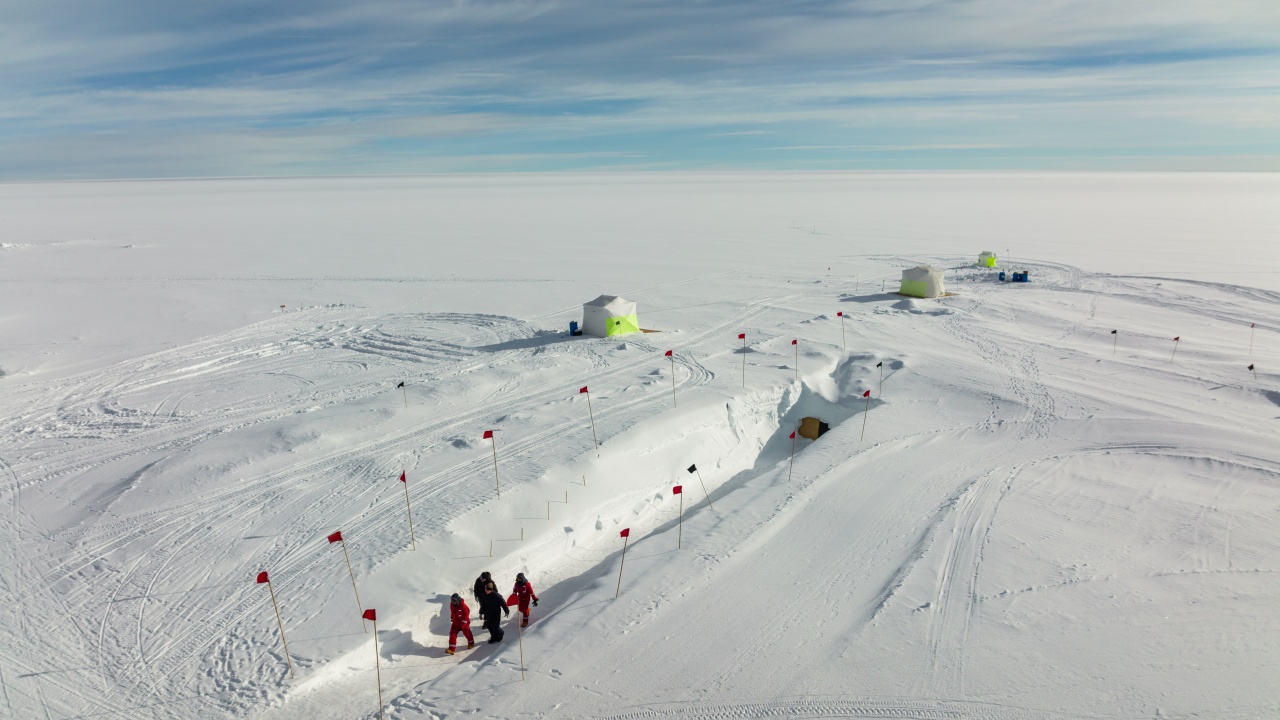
<box><xmin>396</xmin><ymin>381</ymin><xmax>405</xmax><ymax>388</ymax></box>
<box><xmin>1248</xmin><ymin>364</ymin><xmax>1254</xmax><ymax>371</ymax></box>
<box><xmin>876</xmin><ymin>361</ymin><xmax>883</xmax><ymax>367</ymax></box>
<box><xmin>1110</xmin><ymin>330</ymin><xmax>1117</xmax><ymax>334</ymax></box>
<box><xmin>686</xmin><ymin>464</ymin><xmax>697</xmax><ymax>474</ymax></box>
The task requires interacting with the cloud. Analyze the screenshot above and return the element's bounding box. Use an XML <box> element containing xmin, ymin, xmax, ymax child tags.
<box><xmin>1</xmin><ymin>0</ymin><xmax>1278</xmax><ymax>178</ymax></box>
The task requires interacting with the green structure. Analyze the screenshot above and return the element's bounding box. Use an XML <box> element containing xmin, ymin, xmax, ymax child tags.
<box><xmin>899</xmin><ymin>265</ymin><xmax>946</xmax><ymax>298</ymax></box>
<box><xmin>583</xmin><ymin>295</ymin><xmax>640</xmax><ymax>337</ymax></box>
<box><xmin>979</xmin><ymin>251</ymin><xmax>998</xmax><ymax>267</ymax></box>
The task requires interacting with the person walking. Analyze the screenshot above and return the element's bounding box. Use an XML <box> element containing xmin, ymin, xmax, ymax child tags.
<box><xmin>472</xmin><ymin>571</ymin><xmax>492</xmax><ymax>604</ymax></box>
<box><xmin>477</xmin><ymin>581</ymin><xmax>508</xmax><ymax>643</ymax></box>
<box><xmin>445</xmin><ymin>593</ymin><xmax>475</xmax><ymax>655</ymax></box>
<box><xmin>512</xmin><ymin>572</ymin><xmax>539</xmax><ymax>627</ymax></box>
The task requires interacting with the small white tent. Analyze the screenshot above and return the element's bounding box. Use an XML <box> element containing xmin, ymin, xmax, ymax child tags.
<box><xmin>582</xmin><ymin>295</ymin><xmax>639</xmax><ymax>337</ymax></box>
<box><xmin>899</xmin><ymin>266</ymin><xmax>946</xmax><ymax>298</ymax></box>
<box><xmin>978</xmin><ymin>251</ymin><xmax>997</xmax><ymax>267</ymax></box>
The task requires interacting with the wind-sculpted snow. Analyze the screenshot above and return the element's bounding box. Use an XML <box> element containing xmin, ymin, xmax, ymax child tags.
<box><xmin>0</xmin><ymin>176</ymin><xmax>1278</xmax><ymax>720</ymax></box>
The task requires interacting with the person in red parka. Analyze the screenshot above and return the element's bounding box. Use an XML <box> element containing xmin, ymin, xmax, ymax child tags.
<box><xmin>512</xmin><ymin>572</ymin><xmax>539</xmax><ymax>627</ymax></box>
<box><xmin>446</xmin><ymin>593</ymin><xmax>475</xmax><ymax>655</ymax></box>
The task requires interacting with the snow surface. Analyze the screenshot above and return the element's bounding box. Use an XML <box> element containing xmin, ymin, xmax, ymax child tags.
<box><xmin>0</xmin><ymin>173</ymin><xmax>1278</xmax><ymax>720</ymax></box>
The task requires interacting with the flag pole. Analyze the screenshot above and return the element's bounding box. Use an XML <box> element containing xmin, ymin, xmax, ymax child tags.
<box><xmin>877</xmin><ymin>361</ymin><xmax>884</xmax><ymax>397</ymax></box>
<box><xmin>1249</xmin><ymin>363</ymin><xmax>1257</xmax><ymax>380</ymax></box>
<box><xmin>615</xmin><ymin>531</ymin><xmax>630</xmax><ymax>598</ymax></box>
<box><xmin>371</xmin><ymin>614</ymin><xmax>383</xmax><ymax>720</ymax></box>
<box><xmin>341</xmin><ymin>538</ymin><xmax>365</xmax><ymax>632</ymax></box>
<box><xmin>677</xmin><ymin>491</ymin><xmax>683</xmax><ymax>549</ymax></box>
<box><xmin>740</xmin><ymin>334</ymin><xmax>746</xmax><ymax>387</ymax></box>
<box><xmin>260</xmin><ymin>575</ymin><xmax>295</xmax><ymax>679</ymax></box>
<box><xmin>489</xmin><ymin>433</ymin><xmax>500</xmax><ymax>498</ymax></box>
<box><xmin>401</xmin><ymin>383</ymin><xmax>407</xmax><ymax>408</ymax></box>
<box><xmin>1250</xmin><ymin>323</ymin><xmax>1255</xmax><ymax>355</ymax></box>
<box><xmin>1170</xmin><ymin>336</ymin><xmax>1181</xmax><ymax>363</ymax></box>
<box><xmin>860</xmin><ymin>391</ymin><xmax>871</xmax><ymax>442</ymax></box>
<box><xmin>788</xmin><ymin>430</ymin><xmax>796</xmax><ymax>482</ymax></box>
<box><xmin>401</xmin><ymin>472</ymin><xmax>415</xmax><ymax>550</ymax></box>
<box><xmin>585</xmin><ymin>389</ymin><xmax>598</xmax><ymax>448</ymax></box>
<box><xmin>516</xmin><ymin>610</ymin><xmax>526</xmax><ymax>681</ymax></box>
<box><xmin>695</xmin><ymin>467</ymin><xmax>713</xmax><ymax>510</ymax></box>
<box><xmin>668</xmin><ymin>352</ymin><xmax>677</xmax><ymax>407</ymax></box>
<box><xmin>794</xmin><ymin>340</ymin><xmax>799</xmax><ymax>380</ymax></box>
<box><xmin>1112</xmin><ymin>330</ymin><xmax>1118</xmax><ymax>356</ymax></box>
<box><xmin>838</xmin><ymin>312</ymin><xmax>846</xmax><ymax>349</ymax></box>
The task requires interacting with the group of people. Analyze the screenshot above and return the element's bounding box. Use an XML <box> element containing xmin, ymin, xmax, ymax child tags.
<box><xmin>445</xmin><ymin>571</ymin><xmax>540</xmax><ymax>655</ymax></box>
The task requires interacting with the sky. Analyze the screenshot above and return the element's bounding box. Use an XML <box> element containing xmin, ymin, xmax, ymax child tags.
<box><xmin>1</xmin><ymin>0</ymin><xmax>1278</xmax><ymax>180</ymax></box>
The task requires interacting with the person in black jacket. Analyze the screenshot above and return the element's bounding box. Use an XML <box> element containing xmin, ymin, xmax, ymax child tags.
<box><xmin>472</xmin><ymin>571</ymin><xmax>492</xmax><ymax>604</ymax></box>
<box><xmin>477</xmin><ymin>581</ymin><xmax>509</xmax><ymax>643</ymax></box>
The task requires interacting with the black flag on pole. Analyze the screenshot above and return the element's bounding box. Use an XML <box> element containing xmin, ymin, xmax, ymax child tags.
<box><xmin>687</xmin><ymin>464</ymin><xmax>697</xmax><ymax>474</ymax></box>
<box><xmin>876</xmin><ymin>361</ymin><xmax>883</xmax><ymax>367</ymax></box>
<box><xmin>1110</xmin><ymin>330</ymin><xmax>1117</xmax><ymax>334</ymax></box>
<box><xmin>396</xmin><ymin>381</ymin><xmax>405</xmax><ymax>388</ymax></box>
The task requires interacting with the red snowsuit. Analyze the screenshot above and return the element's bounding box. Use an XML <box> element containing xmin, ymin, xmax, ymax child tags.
<box><xmin>449</xmin><ymin>599</ymin><xmax>474</xmax><ymax>650</ymax></box>
<box><xmin>512</xmin><ymin>579</ymin><xmax>538</xmax><ymax>621</ymax></box>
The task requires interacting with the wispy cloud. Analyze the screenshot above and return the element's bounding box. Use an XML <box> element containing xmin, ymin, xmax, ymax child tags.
<box><xmin>1</xmin><ymin>0</ymin><xmax>1277</xmax><ymax>178</ymax></box>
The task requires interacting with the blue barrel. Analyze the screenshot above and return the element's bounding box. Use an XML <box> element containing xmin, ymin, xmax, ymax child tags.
<box><xmin>998</xmin><ymin>271</ymin><xmax>1006</xmax><ymax>281</ymax></box>
<box><xmin>569</xmin><ymin>320</ymin><xmax>579</xmax><ymax>334</ymax></box>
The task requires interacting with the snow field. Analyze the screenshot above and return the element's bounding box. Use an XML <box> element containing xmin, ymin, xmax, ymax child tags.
<box><xmin>0</xmin><ymin>174</ymin><xmax>1278</xmax><ymax>719</ymax></box>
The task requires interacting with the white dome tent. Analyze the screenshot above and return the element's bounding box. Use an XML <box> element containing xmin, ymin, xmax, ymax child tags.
<box><xmin>581</xmin><ymin>295</ymin><xmax>640</xmax><ymax>337</ymax></box>
<box><xmin>899</xmin><ymin>265</ymin><xmax>946</xmax><ymax>298</ymax></box>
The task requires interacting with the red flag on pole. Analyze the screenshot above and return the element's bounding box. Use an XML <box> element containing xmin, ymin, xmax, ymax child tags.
<box><xmin>837</xmin><ymin>311</ymin><xmax>843</xmax><ymax>317</ymax></box>
<box><xmin>738</xmin><ymin>333</ymin><xmax>745</xmax><ymax>339</ymax></box>
<box><xmin>673</xmin><ymin>485</ymin><xmax>682</xmax><ymax>494</ymax></box>
<box><xmin>863</xmin><ymin>390</ymin><xmax>871</xmax><ymax>398</ymax></box>
<box><xmin>327</xmin><ymin>530</ymin><xmax>343</xmax><ymax>544</ymax></box>
<box><xmin>580</xmin><ymin>386</ymin><xmax>588</xmax><ymax>393</ymax></box>
<box><xmin>791</xmin><ymin>339</ymin><xmax>797</xmax><ymax>345</ymax></box>
<box><xmin>362</xmin><ymin>608</ymin><xmax>377</xmax><ymax>622</ymax></box>
<box><xmin>665</xmin><ymin>350</ymin><xmax>673</xmax><ymax>357</ymax></box>
<box><xmin>483</xmin><ymin>430</ymin><xmax>493</xmax><ymax>439</ymax></box>
<box><xmin>399</xmin><ymin>471</ymin><xmax>406</xmax><ymax>483</ymax></box>
<box><xmin>789</xmin><ymin>431</ymin><xmax>795</xmax><ymax>439</ymax></box>
<box><xmin>1174</xmin><ymin>336</ymin><xmax>1180</xmax><ymax>341</ymax></box>
<box><xmin>256</xmin><ymin>571</ymin><xmax>269</xmax><ymax>584</ymax></box>
<box><xmin>619</xmin><ymin>528</ymin><xmax>630</xmax><ymax>538</ymax></box>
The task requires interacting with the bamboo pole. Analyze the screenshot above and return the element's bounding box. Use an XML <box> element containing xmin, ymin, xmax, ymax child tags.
<box><xmin>838</xmin><ymin>312</ymin><xmax>846</xmax><ymax>349</ymax></box>
<box><xmin>1170</xmin><ymin>337</ymin><xmax>1181</xmax><ymax>363</ymax></box>
<box><xmin>371</xmin><ymin>616</ymin><xmax>383</xmax><ymax>720</ymax></box>
<box><xmin>860</xmin><ymin>391</ymin><xmax>871</xmax><ymax>441</ymax></box>
<box><xmin>1250</xmin><ymin>323</ymin><xmax>1255</xmax><ymax>355</ymax></box>
<box><xmin>615</xmin><ymin>532</ymin><xmax>630</xmax><ymax>598</ymax></box>
<box><xmin>265</xmin><ymin>579</ymin><xmax>295</xmax><ymax>679</ymax></box>
<box><xmin>340</xmin><ymin>539</ymin><xmax>366</xmax><ymax>632</ymax></box>
<box><xmin>741</xmin><ymin>335</ymin><xmax>747</xmax><ymax>387</ymax></box>
<box><xmin>669</xmin><ymin>354</ymin><xmax>677</xmax><ymax>407</ymax></box>
<box><xmin>490</xmin><ymin>434</ymin><xmax>500</xmax><ymax>498</ymax></box>
<box><xmin>585</xmin><ymin>390</ymin><xmax>598</xmax><ymax>448</ymax></box>
<box><xmin>677</xmin><ymin>491</ymin><xmax>683</xmax><ymax>549</ymax></box>
<box><xmin>516</xmin><ymin>610</ymin><xmax>526</xmax><ymax>681</ymax></box>
<box><xmin>788</xmin><ymin>430</ymin><xmax>796</xmax><ymax>482</ymax></box>
<box><xmin>695</xmin><ymin>468</ymin><xmax>713</xmax><ymax>511</ymax></box>
<box><xmin>402</xmin><ymin>473</ymin><xmax>415</xmax><ymax>550</ymax></box>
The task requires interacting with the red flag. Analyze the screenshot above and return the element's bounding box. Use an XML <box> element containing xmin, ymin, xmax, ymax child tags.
<box><xmin>362</xmin><ymin>608</ymin><xmax>376</xmax><ymax>622</ymax></box>
<box><xmin>483</xmin><ymin>430</ymin><xmax>494</xmax><ymax>439</ymax></box>
<box><xmin>738</xmin><ymin>333</ymin><xmax>745</xmax><ymax>339</ymax></box>
<box><xmin>580</xmin><ymin>386</ymin><xmax>588</xmax><ymax>394</ymax></box>
<box><xmin>327</xmin><ymin>530</ymin><xmax>343</xmax><ymax>544</ymax></box>
<box><xmin>791</xmin><ymin>339</ymin><xmax>797</xmax><ymax>345</ymax></box>
<box><xmin>789</xmin><ymin>431</ymin><xmax>795</xmax><ymax>439</ymax></box>
<box><xmin>863</xmin><ymin>390</ymin><xmax>871</xmax><ymax>397</ymax></box>
<box><xmin>620</xmin><ymin>528</ymin><xmax>630</xmax><ymax>538</ymax></box>
<box><xmin>256</xmin><ymin>571</ymin><xmax>269</xmax><ymax>584</ymax></box>
<box><xmin>673</xmin><ymin>485</ymin><xmax>682</xmax><ymax>494</ymax></box>
<box><xmin>664</xmin><ymin>350</ymin><xmax>672</xmax><ymax>357</ymax></box>
<box><xmin>1173</xmin><ymin>336</ymin><xmax>1180</xmax><ymax>341</ymax></box>
<box><xmin>837</xmin><ymin>311</ymin><xmax>843</xmax><ymax>317</ymax></box>
<box><xmin>506</xmin><ymin>593</ymin><xmax>519</xmax><ymax>607</ymax></box>
<box><xmin>399</xmin><ymin>471</ymin><xmax>406</xmax><ymax>483</ymax></box>
<box><xmin>1252</xmin><ymin>323</ymin><xmax>1256</xmax><ymax>328</ymax></box>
